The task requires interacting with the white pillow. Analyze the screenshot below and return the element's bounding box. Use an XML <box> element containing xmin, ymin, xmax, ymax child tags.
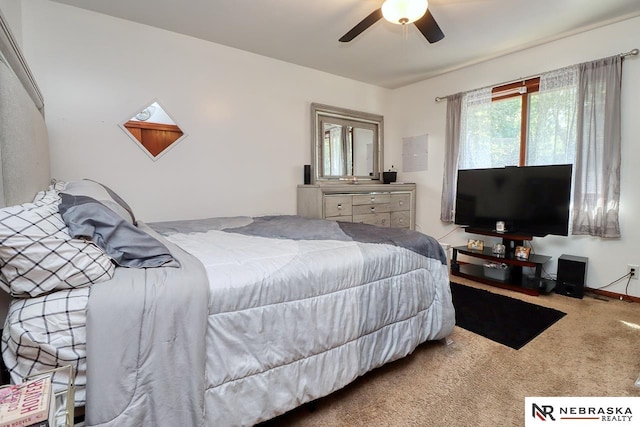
<box><xmin>31</xmin><ymin>180</ymin><xmax>66</xmax><ymax>206</ymax></box>
<box><xmin>0</xmin><ymin>202</ymin><xmax>115</xmax><ymax>297</ymax></box>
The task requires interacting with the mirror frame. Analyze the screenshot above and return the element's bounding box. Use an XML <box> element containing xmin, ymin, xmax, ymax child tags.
<box><xmin>311</xmin><ymin>103</ymin><xmax>383</xmax><ymax>184</ymax></box>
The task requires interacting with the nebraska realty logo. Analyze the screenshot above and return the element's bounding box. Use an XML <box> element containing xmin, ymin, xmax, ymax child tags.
<box><xmin>525</xmin><ymin>397</ymin><xmax>640</xmax><ymax>426</ymax></box>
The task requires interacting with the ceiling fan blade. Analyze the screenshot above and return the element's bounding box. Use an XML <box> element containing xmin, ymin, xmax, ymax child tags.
<box><xmin>413</xmin><ymin>9</ymin><xmax>445</xmax><ymax>43</ymax></box>
<box><xmin>339</xmin><ymin>8</ymin><xmax>383</xmax><ymax>42</ymax></box>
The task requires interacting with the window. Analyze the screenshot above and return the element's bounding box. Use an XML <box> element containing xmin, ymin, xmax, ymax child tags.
<box><xmin>490</xmin><ymin>78</ymin><xmax>539</xmax><ymax>167</ymax></box>
<box><xmin>458</xmin><ymin>73</ymin><xmax>577</xmax><ymax>170</ymax></box>
<box><xmin>443</xmin><ymin>58</ymin><xmax>622</xmax><ymax>237</ymax></box>
<box><xmin>323</xmin><ymin>124</ymin><xmax>353</xmax><ymax>176</ymax></box>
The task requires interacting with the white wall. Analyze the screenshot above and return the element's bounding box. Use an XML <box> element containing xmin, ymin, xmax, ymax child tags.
<box><xmin>18</xmin><ymin>0</ymin><xmax>391</xmax><ymax>222</ymax></box>
<box><xmin>387</xmin><ymin>16</ymin><xmax>640</xmax><ymax>297</ymax></box>
<box><xmin>10</xmin><ymin>1</ymin><xmax>640</xmax><ymax>297</ymax></box>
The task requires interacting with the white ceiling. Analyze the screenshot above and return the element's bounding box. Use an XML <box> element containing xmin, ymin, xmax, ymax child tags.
<box><xmin>50</xmin><ymin>0</ymin><xmax>640</xmax><ymax>88</ymax></box>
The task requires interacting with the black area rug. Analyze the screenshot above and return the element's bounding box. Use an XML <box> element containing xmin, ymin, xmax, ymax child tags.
<box><xmin>450</xmin><ymin>282</ymin><xmax>566</xmax><ymax>350</ymax></box>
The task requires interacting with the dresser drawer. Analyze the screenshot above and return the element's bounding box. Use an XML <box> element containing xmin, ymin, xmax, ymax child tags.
<box><xmin>353</xmin><ymin>213</ymin><xmax>391</xmax><ymax>227</ymax></box>
<box><xmin>297</xmin><ymin>184</ymin><xmax>416</xmax><ymax>230</ymax></box>
<box><xmin>390</xmin><ymin>193</ymin><xmax>411</xmax><ymax>212</ymax></box>
<box><xmin>390</xmin><ymin>211</ymin><xmax>411</xmax><ymax>228</ymax></box>
<box><xmin>352</xmin><ymin>203</ymin><xmax>391</xmax><ymax>216</ymax></box>
<box><xmin>324</xmin><ymin>195</ymin><xmax>352</xmax><ymax>218</ymax></box>
<box><xmin>352</xmin><ymin>193</ymin><xmax>390</xmax><ymax>206</ymax></box>
<box><xmin>325</xmin><ymin>216</ymin><xmax>353</xmax><ymax>223</ymax></box>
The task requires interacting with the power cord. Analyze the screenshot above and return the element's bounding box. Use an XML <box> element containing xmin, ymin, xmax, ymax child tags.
<box><xmin>437</xmin><ymin>225</ymin><xmax>462</xmax><ymax>242</ymax></box>
<box><xmin>525</xmin><ymin>242</ymin><xmax>554</xmax><ymax>280</ymax></box>
<box><xmin>589</xmin><ymin>271</ymin><xmax>633</xmax><ymax>291</ymax></box>
<box><xmin>529</xmin><ymin>240</ymin><xmax>633</xmax><ymax>298</ymax></box>
<box><xmin>625</xmin><ymin>274</ymin><xmax>633</xmax><ymax>298</ymax></box>
<box><xmin>520</xmin><ymin>240</ymin><xmax>635</xmax><ymax>300</ymax></box>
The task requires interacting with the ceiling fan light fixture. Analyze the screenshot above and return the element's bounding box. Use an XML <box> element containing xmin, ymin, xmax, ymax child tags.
<box><xmin>381</xmin><ymin>0</ymin><xmax>428</xmax><ymax>25</ymax></box>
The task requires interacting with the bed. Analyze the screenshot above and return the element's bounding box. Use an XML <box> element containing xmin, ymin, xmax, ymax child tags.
<box><xmin>1</xmin><ymin>181</ymin><xmax>455</xmax><ymax>426</ymax></box>
<box><xmin>0</xmin><ymin>12</ymin><xmax>454</xmax><ymax>425</ymax></box>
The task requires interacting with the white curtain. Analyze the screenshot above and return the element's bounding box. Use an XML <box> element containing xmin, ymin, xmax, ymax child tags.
<box><xmin>572</xmin><ymin>56</ymin><xmax>622</xmax><ymax>238</ymax></box>
<box><xmin>527</xmin><ymin>66</ymin><xmax>578</xmax><ymax>166</ymax></box>
<box><xmin>457</xmin><ymin>87</ymin><xmax>493</xmax><ymax>169</ymax></box>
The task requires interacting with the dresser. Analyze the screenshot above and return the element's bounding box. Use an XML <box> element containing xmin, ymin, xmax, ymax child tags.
<box><xmin>297</xmin><ymin>183</ymin><xmax>416</xmax><ymax>229</ymax></box>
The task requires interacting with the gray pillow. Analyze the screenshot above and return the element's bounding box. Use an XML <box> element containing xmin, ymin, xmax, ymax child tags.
<box><xmin>59</xmin><ymin>193</ymin><xmax>176</xmax><ymax>268</ymax></box>
<box><xmin>63</xmin><ymin>180</ymin><xmax>137</xmax><ymax>225</ymax></box>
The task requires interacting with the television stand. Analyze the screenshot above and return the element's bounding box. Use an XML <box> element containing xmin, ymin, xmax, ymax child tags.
<box><xmin>450</xmin><ymin>228</ymin><xmax>553</xmax><ymax>296</ymax></box>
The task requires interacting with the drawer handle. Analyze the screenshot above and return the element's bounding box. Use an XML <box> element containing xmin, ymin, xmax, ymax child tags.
<box><xmin>371</xmin><ymin>197</ymin><xmax>375</xmax><ymax>203</ymax></box>
<box><xmin>399</xmin><ymin>218</ymin><xmax>404</xmax><ymax>224</ymax></box>
<box><xmin>337</xmin><ymin>203</ymin><xmax>342</xmax><ymax>210</ymax></box>
<box><xmin>370</xmin><ymin>206</ymin><xmax>375</xmax><ymax>212</ymax></box>
<box><xmin>399</xmin><ymin>201</ymin><xmax>404</xmax><ymax>206</ymax></box>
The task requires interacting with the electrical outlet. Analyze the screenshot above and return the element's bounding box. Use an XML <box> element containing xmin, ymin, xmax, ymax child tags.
<box><xmin>628</xmin><ymin>264</ymin><xmax>639</xmax><ymax>280</ymax></box>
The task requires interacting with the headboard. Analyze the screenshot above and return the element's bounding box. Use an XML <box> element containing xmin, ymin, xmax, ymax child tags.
<box><xmin>0</xmin><ymin>9</ymin><xmax>50</xmax><ymax>321</ymax></box>
<box><xmin>0</xmin><ymin>8</ymin><xmax>50</xmax><ymax>208</ymax></box>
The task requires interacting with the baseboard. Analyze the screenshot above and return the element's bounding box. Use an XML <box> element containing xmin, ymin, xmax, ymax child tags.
<box><xmin>584</xmin><ymin>287</ymin><xmax>640</xmax><ymax>303</ymax></box>
<box><xmin>453</xmin><ymin>274</ymin><xmax>640</xmax><ymax>304</ymax></box>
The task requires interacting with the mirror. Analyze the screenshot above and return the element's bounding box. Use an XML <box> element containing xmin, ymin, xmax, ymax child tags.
<box><xmin>120</xmin><ymin>100</ymin><xmax>187</xmax><ymax>160</ymax></box>
<box><xmin>311</xmin><ymin>103</ymin><xmax>383</xmax><ymax>183</ymax></box>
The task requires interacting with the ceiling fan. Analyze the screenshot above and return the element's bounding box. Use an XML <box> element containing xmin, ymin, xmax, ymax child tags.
<box><xmin>339</xmin><ymin>0</ymin><xmax>444</xmax><ymax>44</ymax></box>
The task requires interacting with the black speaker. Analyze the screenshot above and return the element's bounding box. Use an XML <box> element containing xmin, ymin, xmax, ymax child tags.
<box><xmin>555</xmin><ymin>254</ymin><xmax>588</xmax><ymax>299</ymax></box>
<box><xmin>303</xmin><ymin>165</ymin><xmax>311</xmax><ymax>185</ymax></box>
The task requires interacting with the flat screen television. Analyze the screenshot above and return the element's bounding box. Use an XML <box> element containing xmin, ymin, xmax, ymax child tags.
<box><xmin>454</xmin><ymin>164</ymin><xmax>573</xmax><ymax>237</ymax></box>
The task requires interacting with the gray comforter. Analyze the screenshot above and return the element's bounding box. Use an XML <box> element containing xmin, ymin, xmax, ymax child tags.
<box><xmin>84</xmin><ymin>223</ymin><xmax>209</xmax><ymax>426</ymax></box>
<box><xmin>84</xmin><ymin>216</ymin><xmax>454</xmax><ymax>426</ymax></box>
